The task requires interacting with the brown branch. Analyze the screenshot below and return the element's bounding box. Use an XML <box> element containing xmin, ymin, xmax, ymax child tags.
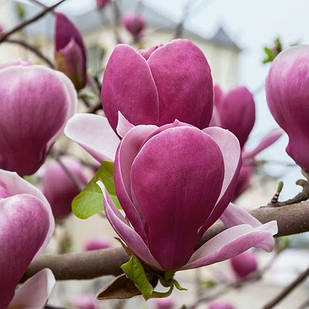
<box><xmin>262</xmin><ymin>267</ymin><xmax>309</xmax><ymax>309</ymax></box>
<box><xmin>4</xmin><ymin>39</ymin><xmax>54</xmax><ymax>68</ymax></box>
<box><xmin>22</xmin><ymin>201</ymin><xmax>309</xmax><ymax>282</ymax></box>
<box><xmin>0</xmin><ymin>0</ymin><xmax>66</xmax><ymax>43</ymax></box>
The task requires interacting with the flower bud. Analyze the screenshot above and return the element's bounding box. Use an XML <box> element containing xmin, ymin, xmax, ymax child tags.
<box><xmin>42</xmin><ymin>157</ymin><xmax>88</xmax><ymax>218</ymax></box>
<box><xmin>0</xmin><ymin>62</ymin><xmax>77</xmax><ymax>176</ymax></box>
<box><xmin>101</xmin><ymin>40</ymin><xmax>213</xmax><ymax>132</ymax></box>
<box><xmin>266</xmin><ymin>46</ymin><xmax>309</xmax><ymax>171</ymax></box>
<box><xmin>55</xmin><ymin>12</ymin><xmax>87</xmax><ymax>91</ymax></box>
<box><xmin>122</xmin><ymin>13</ymin><xmax>146</xmax><ymax>40</ymax></box>
<box><xmin>230</xmin><ymin>251</ymin><xmax>258</xmax><ymax>279</ymax></box>
<box><xmin>84</xmin><ymin>237</ymin><xmax>111</xmax><ymax>251</ymax></box>
<box><xmin>154</xmin><ymin>295</ymin><xmax>175</xmax><ymax>309</ymax></box>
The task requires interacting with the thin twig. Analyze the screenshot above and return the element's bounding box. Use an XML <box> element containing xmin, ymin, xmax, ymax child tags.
<box><xmin>4</xmin><ymin>39</ymin><xmax>54</xmax><ymax>68</ymax></box>
<box><xmin>262</xmin><ymin>267</ymin><xmax>309</xmax><ymax>309</ymax></box>
<box><xmin>29</xmin><ymin>0</ymin><xmax>56</xmax><ymax>15</ymax></box>
<box><xmin>0</xmin><ymin>0</ymin><xmax>66</xmax><ymax>43</ymax></box>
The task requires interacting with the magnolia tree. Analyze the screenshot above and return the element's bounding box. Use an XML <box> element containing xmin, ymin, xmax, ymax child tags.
<box><xmin>0</xmin><ymin>1</ymin><xmax>309</xmax><ymax>309</ymax></box>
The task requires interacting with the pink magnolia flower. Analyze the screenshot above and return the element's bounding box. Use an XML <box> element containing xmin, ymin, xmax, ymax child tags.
<box><xmin>230</xmin><ymin>251</ymin><xmax>258</xmax><ymax>280</ymax></box>
<box><xmin>96</xmin><ymin>0</ymin><xmax>110</xmax><ymax>10</ymax></box>
<box><xmin>84</xmin><ymin>237</ymin><xmax>111</xmax><ymax>251</ymax></box>
<box><xmin>101</xmin><ymin>40</ymin><xmax>213</xmax><ymax>132</ymax></box>
<box><xmin>122</xmin><ymin>13</ymin><xmax>146</xmax><ymax>40</ymax></box>
<box><xmin>0</xmin><ymin>169</ymin><xmax>55</xmax><ymax>308</ymax></box>
<box><xmin>71</xmin><ymin>295</ymin><xmax>98</xmax><ymax>309</ymax></box>
<box><xmin>208</xmin><ymin>300</ymin><xmax>236</xmax><ymax>309</ymax></box>
<box><xmin>92</xmin><ymin>120</ymin><xmax>277</xmax><ymax>271</ymax></box>
<box><xmin>0</xmin><ymin>62</ymin><xmax>77</xmax><ymax>176</ymax></box>
<box><xmin>154</xmin><ymin>295</ymin><xmax>175</xmax><ymax>309</ymax></box>
<box><xmin>212</xmin><ymin>85</ymin><xmax>255</xmax><ymax>149</ymax></box>
<box><xmin>266</xmin><ymin>45</ymin><xmax>309</xmax><ymax>171</ymax></box>
<box><xmin>55</xmin><ymin>12</ymin><xmax>87</xmax><ymax>91</ymax></box>
<box><xmin>42</xmin><ymin>157</ymin><xmax>88</xmax><ymax>218</ymax></box>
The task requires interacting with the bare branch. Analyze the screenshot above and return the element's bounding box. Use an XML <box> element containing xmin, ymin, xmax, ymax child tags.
<box><xmin>22</xmin><ymin>201</ymin><xmax>309</xmax><ymax>282</ymax></box>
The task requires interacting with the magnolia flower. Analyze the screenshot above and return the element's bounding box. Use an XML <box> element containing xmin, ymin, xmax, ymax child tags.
<box><xmin>122</xmin><ymin>13</ymin><xmax>146</xmax><ymax>40</ymax></box>
<box><xmin>266</xmin><ymin>45</ymin><xmax>309</xmax><ymax>171</ymax></box>
<box><xmin>208</xmin><ymin>301</ymin><xmax>236</xmax><ymax>309</ymax></box>
<box><xmin>42</xmin><ymin>157</ymin><xmax>88</xmax><ymax>218</ymax></box>
<box><xmin>212</xmin><ymin>85</ymin><xmax>255</xmax><ymax>149</ymax></box>
<box><xmin>230</xmin><ymin>251</ymin><xmax>258</xmax><ymax>280</ymax></box>
<box><xmin>96</xmin><ymin>0</ymin><xmax>110</xmax><ymax>10</ymax></box>
<box><xmin>55</xmin><ymin>12</ymin><xmax>87</xmax><ymax>91</ymax></box>
<box><xmin>0</xmin><ymin>62</ymin><xmax>77</xmax><ymax>176</ymax></box>
<box><xmin>86</xmin><ymin>119</ymin><xmax>278</xmax><ymax>271</ymax></box>
<box><xmin>0</xmin><ymin>169</ymin><xmax>55</xmax><ymax>308</ymax></box>
<box><xmin>153</xmin><ymin>295</ymin><xmax>175</xmax><ymax>309</ymax></box>
<box><xmin>101</xmin><ymin>39</ymin><xmax>213</xmax><ymax>132</ymax></box>
<box><xmin>71</xmin><ymin>295</ymin><xmax>98</xmax><ymax>309</ymax></box>
<box><xmin>84</xmin><ymin>237</ymin><xmax>111</xmax><ymax>251</ymax></box>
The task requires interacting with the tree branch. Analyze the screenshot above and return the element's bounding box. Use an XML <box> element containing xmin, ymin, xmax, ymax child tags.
<box><xmin>22</xmin><ymin>201</ymin><xmax>309</xmax><ymax>282</ymax></box>
<box><xmin>0</xmin><ymin>0</ymin><xmax>66</xmax><ymax>43</ymax></box>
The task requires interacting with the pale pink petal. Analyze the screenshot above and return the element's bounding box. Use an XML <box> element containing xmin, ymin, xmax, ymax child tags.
<box><xmin>182</xmin><ymin>221</ymin><xmax>277</xmax><ymax>270</ymax></box>
<box><xmin>64</xmin><ymin>113</ymin><xmax>120</xmax><ymax>162</ymax></box>
<box><xmin>97</xmin><ymin>181</ymin><xmax>162</xmax><ymax>270</ymax></box>
<box><xmin>9</xmin><ymin>269</ymin><xmax>55</xmax><ymax>309</ymax></box>
<box><xmin>116</xmin><ymin>111</ymin><xmax>135</xmax><ymax>138</ymax></box>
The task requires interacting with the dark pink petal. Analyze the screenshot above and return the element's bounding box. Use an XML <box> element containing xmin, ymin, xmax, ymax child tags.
<box><xmin>101</xmin><ymin>44</ymin><xmax>159</xmax><ymax>132</ymax></box>
<box><xmin>182</xmin><ymin>221</ymin><xmax>277</xmax><ymax>270</ymax></box>
<box><xmin>153</xmin><ymin>295</ymin><xmax>175</xmax><ymax>309</ymax></box>
<box><xmin>213</xmin><ymin>84</ymin><xmax>224</xmax><ymax>107</ymax></box>
<box><xmin>42</xmin><ymin>157</ymin><xmax>88</xmax><ymax>218</ymax></box>
<box><xmin>266</xmin><ymin>46</ymin><xmax>309</xmax><ymax>170</ymax></box>
<box><xmin>64</xmin><ymin>113</ymin><xmax>120</xmax><ymax>162</ymax></box>
<box><xmin>130</xmin><ymin>126</ymin><xmax>224</xmax><ymax>270</ymax></box>
<box><xmin>0</xmin><ymin>65</ymin><xmax>77</xmax><ymax>176</ymax></box>
<box><xmin>148</xmin><ymin>39</ymin><xmax>213</xmax><ymax>128</ymax></box>
<box><xmin>84</xmin><ymin>237</ymin><xmax>111</xmax><ymax>251</ymax></box>
<box><xmin>230</xmin><ymin>251</ymin><xmax>258</xmax><ymax>279</ymax></box>
<box><xmin>232</xmin><ymin>164</ymin><xmax>253</xmax><ymax>201</ymax></box>
<box><xmin>8</xmin><ymin>269</ymin><xmax>55</xmax><ymax>309</ymax></box>
<box><xmin>216</xmin><ymin>86</ymin><xmax>255</xmax><ymax>148</ymax></box>
<box><xmin>0</xmin><ymin>195</ymin><xmax>50</xmax><ymax>308</ymax></box>
<box><xmin>202</xmin><ymin>127</ymin><xmax>241</xmax><ymax>230</ymax></box>
<box><xmin>97</xmin><ymin>181</ymin><xmax>161</xmax><ymax>270</ymax></box>
<box><xmin>114</xmin><ymin>125</ymin><xmax>157</xmax><ymax>241</ymax></box>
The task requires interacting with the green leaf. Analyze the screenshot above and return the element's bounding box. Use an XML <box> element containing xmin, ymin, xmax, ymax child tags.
<box><xmin>72</xmin><ymin>161</ymin><xmax>121</xmax><ymax>219</ymax></box>
<box><xmin>121</xmin><ymin>256</ymin><xmax>154</xmax><ymax>300</ymax></box>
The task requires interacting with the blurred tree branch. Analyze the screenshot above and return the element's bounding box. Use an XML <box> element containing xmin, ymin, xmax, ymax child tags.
<box><xmin>22</xmin><ymin>200</ymin><xmax>309</xmax><ymax>282</ymax></box>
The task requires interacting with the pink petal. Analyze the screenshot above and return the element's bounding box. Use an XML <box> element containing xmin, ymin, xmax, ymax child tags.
<box><xmin>114</xmin><ymin>125</ymin><xmax>158</xmax><ymax>241</ymax></box>
<box><xmin>116</xmin><ymin>111</ymin><xmax>135</xmax><ymax>138</ymax></box>
<box><xmin>202</xmin><ymin>127</ymin><xmax>241</xmax><ymax>229</ymax></box>
<box><xmin>64</xmin><ymin>113</ymin><xmax>120</xmax><ymax>162</ymax></box>
<box><xmin>182</xmin><ymin>221</ymin><xmax>277</xmax><ymax>270</ymax></box>
<box><xmin>9</xmin><ymin>269</ymin><xmax>55</xmax><ymax>309</ymax></box>
<box><xmin>0</xmin><ymin>194</ymin><xmax>50</xmax><ymax>307</ymax></box>
<box><xmin>97</xmin><ymin>181</ymin><xmax>161</xmax><ymax>270</ymax></box>
<box><xmin>130</xmin><ymin>126</ymin><xmax>224</xmax><ymax>270</ymax></box>
<box><xmin>243</xmin><ymin>128</ymin><xmax>283</xmax><ymax>160</ymax></box>
<box><xmin>101</xmin><ymin>44</ymin><xmax>159</xmax><ymax>132</ymax></box>
<box><xmin>148</xmin><ymin>39</ymin><xmax>213</xmax><ymax>128</ymax></box>
<box><xmin>0</xmin><ymin>169</ymin><xmax>54</xmax><ymax>256</ymax></box>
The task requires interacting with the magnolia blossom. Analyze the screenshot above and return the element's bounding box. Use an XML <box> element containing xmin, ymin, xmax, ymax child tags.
<box><xmin>153</xmin><ymin>295</ymin><xmax>175</xmax><ymax>309</ymax></box>
<box><xmin>122</xmin><ymin>13</ymin><xmax>146</xmax><ymax>40</ymax></box>
<box><xmin>42</xmin><ymin>157</ymin><xmax>88</xmax><ymax>218</ymax></box>
<box><xmin>212</xmin><ymin>85</ymin><xmax>255</xmax><ymax>149</ymax></box>
<box><xmin>55</xmin><ymin>12</ymin><xmax>87</xmax><ymax>91</ymax></box>
<box><xmin>84</xmin><ymin>237</ymin><xmax>111</xmax><ymax>251</ymax></box>
<box><xmin>266</xmin><ymin>45</ymin><xmax>309</xmax><ymax>171</ymax></box>
<box><xmin>71</xmin><ymin>295</ymin><xmax>98</xmax><ymax>309</ymax></box>
<box><xmin>0</xmin><ymin>62</ymin><xmax>77</xmax><ymax>176</ymax></box>
<box><xmin>208</xmin><ymin>301</ymin><xmax>236</xmax><ymax>309</ymax></box>
<box><xmin>0</xmin><ymin>169</ymin><xmax>55</xmax><ymax>308</ymax></box>
<box><xmin>230</xmin><ymin>251</ymin><xmax>258</xmax><ymax>279</ymax></box>
<box><xmin>101</xmin><ymin>40</ymin><xmax>213</xmax><ymax>131</ymax></box>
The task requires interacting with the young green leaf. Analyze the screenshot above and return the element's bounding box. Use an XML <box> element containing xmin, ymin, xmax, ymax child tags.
<box><xmin>72</xmin><ymin>161</ymin><xmax>121</xmax><ymax>219</ymax></box>
<box><xmin>121</xmin><ymin>256</ymin><xmax>154</xmax><ymax>300</ymax></box>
